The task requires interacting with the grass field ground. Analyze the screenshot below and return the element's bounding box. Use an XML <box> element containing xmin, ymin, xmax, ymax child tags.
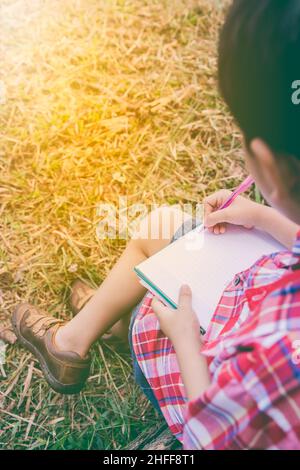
<box><xmin>0</xmin><ymin>0</ymin><xmax>247</xmax><ymax>449</ymax></box>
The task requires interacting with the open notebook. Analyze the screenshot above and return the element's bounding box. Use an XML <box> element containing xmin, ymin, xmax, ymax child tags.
<box><xmin>134</xmin><ymin>224</ymin><xmax>286</xmax><ymax>333</ymax></box>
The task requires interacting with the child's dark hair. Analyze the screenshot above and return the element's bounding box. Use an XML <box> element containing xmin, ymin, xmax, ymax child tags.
<box><xmin>218</xmin><ymin>0</ymin><xmax>300</xmax><ymax>165</ymax></box>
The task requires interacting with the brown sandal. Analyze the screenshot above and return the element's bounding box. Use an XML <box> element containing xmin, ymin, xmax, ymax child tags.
<box><xmin>12</xmin><ymin>303</ymin><xmax>91</xmax><ymax>394</ymax></box>
<box><xmin>69</xmin><ymin>279</ymin><xmax>96</xmax><ymax>315</ymax></box>
<box><xmin>69</xmin><ymin>279</ymin><xmax>127</xmax><ymax>345</ymax></box>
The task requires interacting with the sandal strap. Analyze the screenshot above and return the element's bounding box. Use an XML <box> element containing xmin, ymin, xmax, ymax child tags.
<box><xmin>24</xmin><ymin>310</ymin><xmax>63</xmax><ymax>337</ymax></box>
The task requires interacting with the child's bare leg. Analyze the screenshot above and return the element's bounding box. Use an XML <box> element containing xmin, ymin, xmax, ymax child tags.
<box><xmin>55</xmin><ymin>207</ymin><xmax>190</xmax><ymax>357</ymax></box>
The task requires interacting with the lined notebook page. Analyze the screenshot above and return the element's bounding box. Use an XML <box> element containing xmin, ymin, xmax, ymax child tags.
<box><xmin>135</xmin><ymin>225</ymin><xmax>285</xmax><ymax>330</ymax></box>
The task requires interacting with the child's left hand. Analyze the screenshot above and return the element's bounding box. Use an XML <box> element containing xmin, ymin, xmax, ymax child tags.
<box><xmin>151</xmin><ymin>285</ymin><xmax>202</xmax><ymax>348</ymax></box>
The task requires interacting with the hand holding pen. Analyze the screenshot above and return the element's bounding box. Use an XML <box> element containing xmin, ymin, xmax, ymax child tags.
<box><xmin>203</xmin><ymin>176</ymin><xmax>257</xmax><ymax>234</ymax></box>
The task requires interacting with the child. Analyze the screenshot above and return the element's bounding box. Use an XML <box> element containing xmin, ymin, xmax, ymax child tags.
<box><xmin>12</xmin><ymin>0</ymin><xmax>300</xmax><ymax>449</ymax></box>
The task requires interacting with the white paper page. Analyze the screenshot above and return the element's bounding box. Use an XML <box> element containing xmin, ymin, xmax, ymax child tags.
<box><xmin>136</xmin><ymin>225</ymin><xmax>285</xmax><ymax>330</ymax></box>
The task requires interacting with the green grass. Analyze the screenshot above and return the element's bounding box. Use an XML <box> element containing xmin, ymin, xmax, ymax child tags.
<box><xmin>0</xmin><ymin>0</ymin><xmax>247</xmax><ymax>449</ymax></box>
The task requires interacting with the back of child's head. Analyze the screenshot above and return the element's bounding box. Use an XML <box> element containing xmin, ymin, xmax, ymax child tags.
<box><xmin>218</xmin><ymin>0</ymin><xmax>300</xmax><ymax>175</ymax></box>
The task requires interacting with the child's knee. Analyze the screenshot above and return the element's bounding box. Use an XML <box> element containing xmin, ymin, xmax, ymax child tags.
<box><xmin>134</xmin><ymin>206</ymin><xmax>189</xmax><ymax>242</ymax></box>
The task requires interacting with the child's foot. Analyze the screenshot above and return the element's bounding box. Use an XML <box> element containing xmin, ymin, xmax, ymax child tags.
<box><xmin>70</xmin><ymin>279</ymin><xmax>129</xmax><ymax>344</ymax></box>
<box><xmin>12</xmin><ymin>304</ymin><xmax>91</xmax><ymax>394</ymax></box>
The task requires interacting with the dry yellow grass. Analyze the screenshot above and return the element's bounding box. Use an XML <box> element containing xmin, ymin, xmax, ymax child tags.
<box><xmin>0</xmin><ymin>0</ymin><xmax>247</xmax><ymax>449</ymax></box>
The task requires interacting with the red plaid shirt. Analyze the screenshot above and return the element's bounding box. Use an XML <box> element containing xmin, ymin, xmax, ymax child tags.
<box><xmin>132</xmin><ymin>229</ymin><xmax>300</xmax><ymax>449</ymax></box>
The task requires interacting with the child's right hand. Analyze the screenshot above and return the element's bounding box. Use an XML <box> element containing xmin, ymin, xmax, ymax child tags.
<box><xmin>203</xmin><ymin>190</ymin><xmax>263</xmax><ymax>234</ymax></box>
